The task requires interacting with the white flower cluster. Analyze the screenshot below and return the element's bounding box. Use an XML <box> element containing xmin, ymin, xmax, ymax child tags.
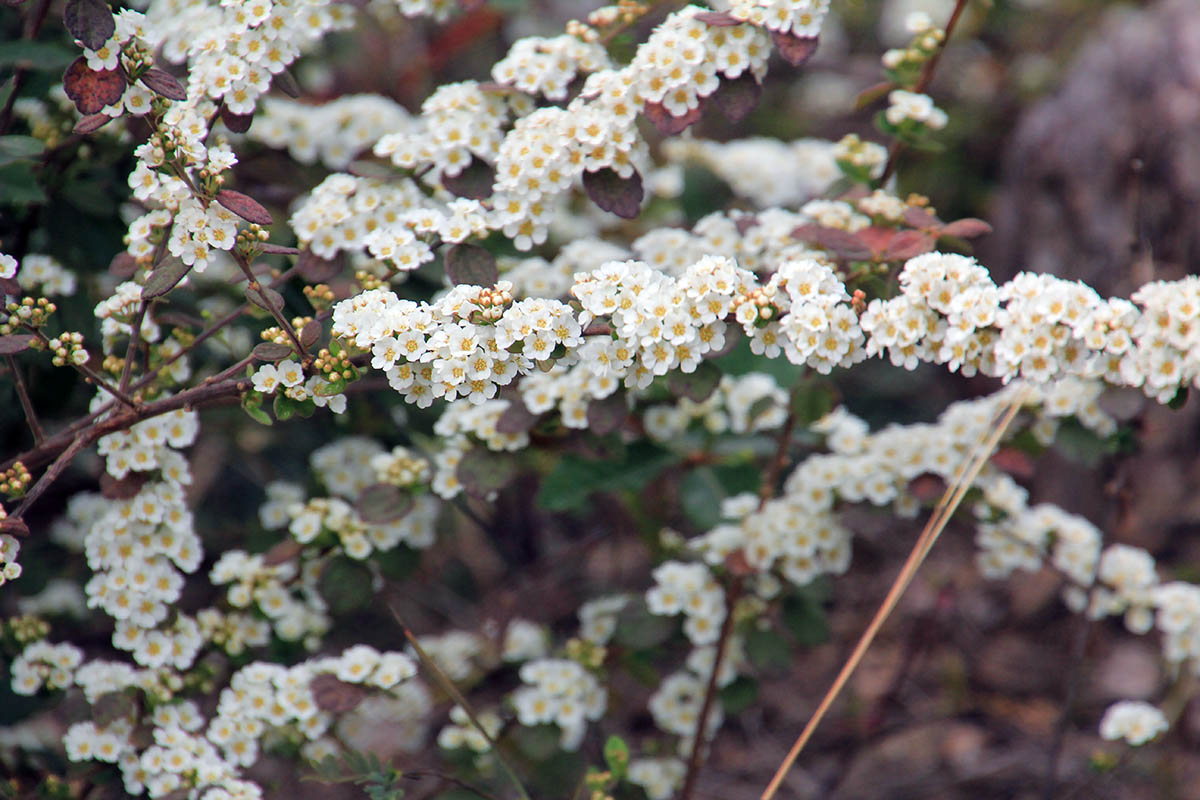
<box><xmin>646</xmin><ymin>561</ymin><xmax>727</xmax><ymax>645</ymax></box>
<box><xmin>885</xmin><ymin>89</ymin><xmax>948</xmax><ymax>130</ymax></box>
<box><xmin>578</xmin><ymin>594</ymin><xmax>631</xmax><ymax>644</ymax></box>
<box><xmin>13</xmin><ymin>254</ymin><xmax>77</xmax><ymax>296</ymax></box>
<box><xmin>94</xmin><ymin>280</ymin><xmax>160</xmax><ymax>350</ymax></box>
<box><xmin>502</xmin><ymin>618</ymin><xmax>549</xmax><ymax>662</ymax></box>
<box><xmin>502</xmin><ymin>237</ymin><xmax>630</xmax><ymax>299</ymax></box>
<box><xmin>726</xmin><ymin>0</ymin><xmax>829</xmax><ymax>36</ymax></box>
<box><xmin>247</xmin><ymin>95</ymin><xmax>411</xmax><ymax>169</ymax></box>
<box><xmin>375</xmin><ymin>81</ymin><xmax>514</xmax><ymax>182</ymax></box>
<box><xmin>79</xmin><ymin>10</ymin><xmax>156</xmax><ymax>118</ymax></box>
<box><xmin>628</xmin><ymin>757</ymin><xmax>687</xmax><ymax>800</ymax></box>
<box><xmin>0</xmin><ymin>252</ymin><xmax>17</xmax><ymax>280</ymax></box>
<box><xmin>649</xmin><ymin>669</ymin><xmax>723</xmax><ymax>748</ymax></box>
<box><xmin>491</xmin><ymin>35</ymin><xmax>610</xmax><ymax>100</ymax></box>
<box><xmin>10</xmin><ymin>641</ymin><xmax>83</xmax><ymax>695</ymax></box>
<box><xmin>662</xmin><ymin>137</ymin><xmax>843</xmax><ymax>208</ymax></box>
<box><xmin>288</xmin><ymin>493</ymin><xmax>439</xmax><ymax>557</ymax></box>
<box><xmin>0</xmin><ymin>532</ymin><xmax>21</xmax><ymax>586</ymax></box>
<box><xmin>310</xmin><ymin>436</ymin><xmax>382</xmax><ymax>497</ymax></box>
<box><xmin>209</xmin><ymin>550</ymin><xmax>329</xmax><ymax>643</ymax></box>
<box><xmin>371</xmin><ymin>445</ymin><xmax>431</xmax><ymax>487</ymax></box>
<box><xmin>290</xmin><ymin>173</ymin><xmax>433</xmax><ymax>264</ymax></box>
<box><xmin>1099</xmin><ymin>701</ymin><xmax>1168</xmax><ymax>746</ymax></box>
<box><xmin>332</xmin><ymin>283</ymin><xmax>582</xmax><ymax>407</ymax></box>
<box><xmin>437</xmin><ymin>705</ymin><xmax>502</xmax><ymax>753</ymax></box>
<box><xmin>410</xmin><ymin>630</ymin><xmax>490</xmax><ymax>682</ymax></box>
<box><xmin>510</xmin><ymin>658</ymin><xmax>607</xmax><ymax>750</ymax></box>
<box><xmin>429</xmin><ymin>397</ymin><xmax>529</xmax><ymax>498</ymax></box>
<box><xmin>644</xmin><ymin>372</ymin><xmax>789</xmax><ymax>441</ymax></box>
<box><xmin>250</xmin><ymin>358</ymin><xmax>347</xmax><ymax>413</ymax></box>
<box><xmin>196</xmin><ymin>607</ymin><xmax>271</xmax><ymax>656</ymax></box>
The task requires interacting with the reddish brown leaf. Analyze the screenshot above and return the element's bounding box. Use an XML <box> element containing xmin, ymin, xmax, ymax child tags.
<box><xmin>309</xmin><ymin>674</ymin><xmax>365</xmax><ymax>713</ymax></box>
<box><xmin>0</xmin><ymin>334</ymin><xmax>35</xmax><ymax>355</ymax></box>
<box><xmin>258</xmin><ymin>243</ymin><xmax>301</xmax><ymax>255</ymax></box>
<box><xmin>710</xmin><ymin>73</ymin><xmax>762</xmax><ymax>122</ymax></box>
<box><xmin>220</xmin><ymin>105</ymin><xmax>253</xmax><ymax>133</ymax></box>
<box><xmin>583</xmin><ymin>167</ymin><xmax>644</xmax><ymax>219</ymax></box>
<box><xmin>856</xmin><ymin>226</ymin><xmax>896</xmax><ymax>255</ymax></box>
<box><xmin>216</xmin><ymin>190</ymin><xmax>273</xmax><ymax>226</ymax></box>
<box><xmin>902</xmin><ymin>207</ymin><xmax>942</xmax><ymax>229</ymax></box>
<box><xmin>734</xmin><ymin>215</ymin><xmax>759</xmax><ymax>235</ymax></box>
<box><xmin>770</xmin><ymin>31</ymin><xmax>819</xmax><ymax>67</ymax></box>
<box><xmin>855</xmin><ymin>81</ymin><xmax>894</xmax><ymax>111</ymax></box>
<box><xmin>139</xmin><ymin>68</ymin><xmax>187</xmax><ymax>101</ymax></box>
<box><xmin>940</xmin><ymin>218</ymin><xmax>993</xmax><ymax>239</ymax></box>
<box><xmin>991</xmin><ymin>448</ymin><xmax>1035</xmax><ymax>479</ymax></box>
<box><xmin>0</xmin><ymin>517</ymin><xmax>30</xmax><ymax>537</ymax></box>
<box><xmin>63</xmin><ymin>57</ymin><xmax>125</xmax><ymax>115</ymax></box>
<box><xmin>496</xmin><ymin>396</ymin><xmax>540</xmax><ymax>435</ymax></box>
<box><xmin>142</xmin><ymin>259</ymin><xmax>191</xmax><ymax>299</ymax></box>
<box><xmin>74</xmin><ymin>112</ymin><xmax>112</xmax><ymax>134</ymax></box>
<box><xmin>300</xmin><ymin>319</ymin><xmax>321</xmax><ymax>349</ymax></box>
<box><xmin>108</xmin><ymin>252</ymin><xmax>137</xmax><ymax>277</ymax></box>
<box><xmin>442</xmin><ymin>156</ymin><xmax>495</xmax><ymax>200</ymax></box>
<box><xmin>444</xmin><ymin>244</ymin><xmax>498</xmax><ymax>286</ymax></box>
<box><xmin>64</xmin><ymin>0</ymin><xmax>115</xmax><ymax>51</ymax></box>
<box><xmin>643</xmin><ymin>100</ymin><xmax>703</xmax><ymax>135</ymax></box>
<box><xmin>791</xmin><ymin>224</ymin><xmax>871</xmax><ymax>260</ymax></box>
<box><xmin>695</xmin><ymin>10</ymin><xmax>741</xmax><ymax>26</ymax></box>
<box><xmin>0</xmin><ymin>277</ymin><xmax>22</xmax><ymax>297</ymax></box>
<box><xmin>297</xmin><ymin>251</ymin><xmax>343</xmax><ymax>283</ymax></box>
<box><xmin>101</xmin><ymin>472</ymin><xmax>149</xmax><ymax>500</ymax></box>
<box><xmin>246</xmin><ymin>285</ymin><xmax>285</xmax><ymax>313</ymax></box>
<box><xmin>252</xmin><ymin>342</ymin><xmax>293</xmax><ymax>361</ymax></box>
<box><xmin>883</xmin><ymin>230</ymin><xmax>935</xmax><ymax>260</ymax></box>
<box><xmin>907</xmin><ymin>474</ymin><xmax>945</xmax><ymax>502</ymax></box>
<box><xmin>262</xmin><ymin>539</ymin><xmax>303</xmax><ymax>566</ymax></box>
<box><xmin>273</xmin><ymin>68</ymin><xmax>301</xmax><ymax>98</ymax></box>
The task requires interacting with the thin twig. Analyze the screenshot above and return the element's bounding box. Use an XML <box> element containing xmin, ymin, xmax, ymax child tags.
<box><xmin>761</xmin><ymin>386</ymin><xmax>1029</xmax><ymax>800</ymax></box>
<box><xmin>877</xmin><ymin>0</ymin><xmax>970</xmax><ymax>185</ymax></box>
<box><xmin>24</xmin><ymin>328</ymin><xmax>139</xmax><ymax>409</ymax></box>
<box><xmin>13</xmin><ymin>435</ymin><xmax>87</xmax><ymax>518</ymax></box>
<box><xmin>232</xmin><ymin>251</ymin><xmax>307</xmax><ymax>359</ymax></box>
<box><xmin>679</xmin><ymin>578</ymin><xmax>743</xmax><ymax>800</ymax></box>
<box><xmin>118</xmin><ymin>301</ymin><xmax>147</xmax><ymax>396</ymax></box>
<box><xmin>7</xmin><ymin>355</ymin><xmax>45</xmax><ymax>444</ymax></box>
<box><xmin>399</xmin><ymin>623</ymin><xmax>533</xmax><ymax>800</ymax></box>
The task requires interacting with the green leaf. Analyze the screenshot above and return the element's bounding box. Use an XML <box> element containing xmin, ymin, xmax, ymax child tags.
<box><xmin>604</xmin><ymin>736</ymin><xmax>630</xmax><ymax>781</ymax></box>
<box><xmin>781</xmin><ymin>591</ymin><xmax>830</xmax><ymax>647</ymax></box>
<box><xmin>241</xmin><ymin>394</ymin><xmax>272</xmax><ymax>426</ymax></box>
<box><xmin>745</xmin><ymin>625</ymin><xmax>791</xmax><ymax>673</ymax></box>
<box><xmin>318</xmin><ymin>556</ymin><xmax>374</xmax><ymax>614</ymax></box>
<box><xmin>668</xmin><ymin>359</ymin><xmax>722</xmax><ymax>403</ymax></box>
<box><xmin>790</xmin><ymin>381</ymin><xmax>835</xmax><ymax>424</ymax></box>
<box><xmin>536</xmin><ymin>441</ymin><xmax>678</xmax><ymax>512</ymax></box>
<box><xmin>273</xmin><ymin>392</ymin><xmax>296</xmax><ymax>421</ymax></box>
<box><xmin>0</xmin><ymin>41</ymin><xmax>76</xmax><ymax>71</ymax></box>
<box><xmin>0</xmin><ymin>136</ymin><xmax>44</xmax><ymax>166</ymax></box>
<box><xmin>356</xmin><ymin>483</ymin><xmax>414</xmax><ymax>524</ymax></box>
<box><xmin>0</xmin><ymin>161</ymin><xmax>47</xmax><ymax>206</ymax></box>
<box><xmin>719</xmin><ymin>675</ymin><xmax>759</xmax><ymax>715</ymax></box>
<box><xmin>681</xmin><ymin>468</ymin><xmax>724</xmax><ymax>530</ymax></box>
<box><xmin>613</xmin><ymin>602</ymin><xmax>676</xmax><ymax>649</ymax></box>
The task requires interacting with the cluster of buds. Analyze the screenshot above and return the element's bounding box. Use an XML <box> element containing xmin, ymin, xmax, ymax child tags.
<box><xmin>47</xmin><ymin>331</ymin><xmax>89</xmax><ymax>367</ymax></box>
<box><xmin>468</xmin><ymin>284</ymin><xmax>515</xmax><ymax>324</ymax></box>
<box><xmin>3</xmin><ymin>615</ymin><xmax>49</xmax><ymax>646</ymax></box>
<box><xmin>1</xmin><ymin>297</ymin><xmax>56</xmax><ymax>333</ymax></box>
<box><xmin>354</xmin><ymin>269</ymin><xmax>387</xmax><ymax>291</ymax></box>
<box><xmin>571</xmin><ymin>0</ymin><xmax>648</xmax><ymax>42</ymax></box>
<box><xmin>303</xmin><ymin>283</ymin><xmax>336</xmax><ymax>310</ymax></box>
<box><xmin>0</xmin><ymin>533</ymin><xmax>21</xmax><ymax>585</ymax></box>
<box><xmin>101</xmin><ymin>354</ymin><xmax>126</xmax><ymax>376</ymax></box>
<box><xmin>312</xmin><ymin>345</ymin><xmax>356</xmax><ymax>383</ymax></box>
<box><xmin>0</xmin><ymin>462</ymin><xmax>32</xmax><ymax>498</ymax></box>
<box><xmin>372</xmin><ymin>446</ymin><xmax>431</xmax><ymax>488</ymax></box>
<box><xmin>832</xmin><ymin>133</ymin><xmax>888</xmax><ymax>184</ymax></box>
<box><xmin>565</xmin><ymin>637</ymin><xmax>607</xmax><ymax>670</ymax></box>
<box><xmin>881</xmin><ymin>12</ymin><xmax>946</xmax><ymax>86</ymax></box>
<box><xmin>234</xmin><ymin>225</ymin><xmax>271</xmax><ymax>258</ymax></box>
<box><xmin>732</xmin><ymin>285</ymin><xmax>783</xmax><ymax>326</ymax></box>
<box><xmin>121</xmin><ymin>40</ymin><xmax>156</xmax><ymax>81</ymax></box>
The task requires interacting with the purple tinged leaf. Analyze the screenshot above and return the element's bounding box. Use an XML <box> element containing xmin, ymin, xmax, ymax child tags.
<box><xmin>940</xmin><ymin>218</ymin><xmax>993</xmax><ymax>239</ymax></box>
<box><xmin>252</xmin><ymin>342</ymin><xmax>293</xmax><ymax>361</ymax></box>
<box><xmin>643</xmin><ymin>100</ymin><xmax>703</xmax><ymax>135</ymax></box>
<box><xmin>64</xmin><ymin>0</ymin><xmax>115</xmax><ymax>51</ymax></box>
<box><xmin>258</xmin><ymin>243</ymin><xmax>301</xmax><ymax>255</ymax></box>
<box><xmin>220</xmin><ymin>104</ymin><xmax>253</xmax><ymax>133</ymax></box>
<box><xmin>444</xmin><ymin>243</ymin><xmax>498</xmax><ymax>287</ymax></box>
<box><xmin>142</xmin><ymin>259</ymin><xmax>191</xmax><ymax>299</ymax></box>
<box><xmin>300</xmin><ymin>319</ymin><xmax>321</xmax><ymax>349</ymax></box>
<box><xmin>274</xmin><ymin>68</ymin><xmax>301</xmax><ymax>98</ymax></box>
<box><xmin>695</xmin><ymin>10</ymin><xmax>741</xmax><ymax>26</ymax></box>
<box><xmin>441</xmin><ymin>156</ymin><xmax>496</xmax><ymax>200</ymax></box>
<box><xmin>583</xmin><ymin>168</ymin><xmax>644</xmax><ymax>219</ymax></box>
<box><xmin>309</xmin><ymin>674</ymin><xmax>365</xmax><ymax>713</ymax></box>
<box><xmin>108</xmin><ymin>252</ymin><xmax>137</xmax><ymax>277</ymax></box>
<box><xmin>63</xmin><ymin>57</ymin><xmax>125</xmax><ymax>115</ymax></box>
<box><xmin>297</xmin><ymin>251</ymin><xmax>342</xmax><ymax>282</ymax></box>
<box><xmin>74</xmin><ymin>112</ymin><xmax>112</xmax><ymax>134</ymax></box>
<box><xmin>770</xmin><ymin>31</ymin><xmax>819</xmax><ymax>67</ymax></box>
<box><xmin>791</xmin><ymin>224</ymin><xmax>872</xmax><ymax>260</ymax></box>
<box><xmin>246</xmin><ymin>285</ymin><xmax>285</xmax><ymax>313</ymax></box>
<box><xmin>0</xmin><ymin>334</ymin><xmax>36</xmax><ymax>354</ymax></box>
<box><xmin>496</xmin><ymin>396</ymin><xmax>540</xmax><ymax>434</ymax></box>
<box><xmin>457</xmin><ymin>448</ymin><xmax>517</xmax><ymax>497</ymax></box>
<box><xmin>139</xmin><ymin>68</ymin><xmax>187</xmax><ymax>101</ymax></box>
<box><xmin>357</xmin><ymin>483</ymin><xmax>414</xmax><ymax>524</ymax></box>
<box><xmin>710</xmin><ymin>73</ymin><xmax>762</xmax><ymax>122</ymax></box>
<box><xmin>216</xmin><ymin>189</ymin><xmax>273</xmax><ymax>226</ymax></box>
<box><xmin>668</xmin><ymin>361</ymin><xmax>722</xmax><ymax>403</ymax></box>
<box><xmin>586</xmin><ymin>390</ymin><xmax>628</xmax><ymax>435</ymax></box>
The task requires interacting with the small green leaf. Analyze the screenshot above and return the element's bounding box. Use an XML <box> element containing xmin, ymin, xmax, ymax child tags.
<box><xmin>319</xmin><ymin>556</ymin><xmax>374</xmax><ymax>614</ymax></box>
<box><xmin>719</xmin><ymin>675</ymin><xmax>759</xmax><ymax>714</ymax></box>
<box><xmin>356</xmin><ymin>483</ymin><xmax>414</xmax><ymax>524</ymax></box>
<box><xmin>781</xmin><ymin>591</ymin><xmax>830</xmax><ymax>647</ymax></box>
<box><xmin>536</xmin><ymin>441</ymin><xmax>678</xmax><ymax>512</ymax></box>
<box><xmin>613</xmin><ymin>602</ymin><xmax>676</xmax><ymax>649</ymax></box>
<box><xmin>241</xmin><ymin>394</ymin><xmax>272</xmax><ymax>426</ymax></box>
<box><xmin>0</xmin><ymin>136</ymin><xmax>44</xmax><ymax>166</ymax></box>
<box><xmin>790</xmin><ymin>382</ymin><xmax>835</xmax><ymax>424</ymax></box>
<box><xmin>745</xmin><ymin>625</ymin><xmax>791</xmax><ymax>673</ymax></box>
<box><xmin>603</xmin><ymin>736</ymin><xmax>629</xmax><ymax>781</ymax></box>
<box><xmin>682</xmin><ymin>468</ymin><xmax>724</xmax><ymax>530</ymax></box>
<box><xmin>273</xmin><ymin>393</ymin><xmax>296</xmax><ymax>421</ymax></box>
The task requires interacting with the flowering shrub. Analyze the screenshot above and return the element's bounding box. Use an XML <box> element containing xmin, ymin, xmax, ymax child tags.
<box><xmin>0</xmin><ymin>0</ymin><xmax>1193</xmax><ymax>798</ymax></box>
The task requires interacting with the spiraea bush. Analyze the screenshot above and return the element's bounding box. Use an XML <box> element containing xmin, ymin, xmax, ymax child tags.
<box><xmin>0</xmin><ymin>0</ymin><xmax>1195</xmax><ymax>797</ymax></box>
